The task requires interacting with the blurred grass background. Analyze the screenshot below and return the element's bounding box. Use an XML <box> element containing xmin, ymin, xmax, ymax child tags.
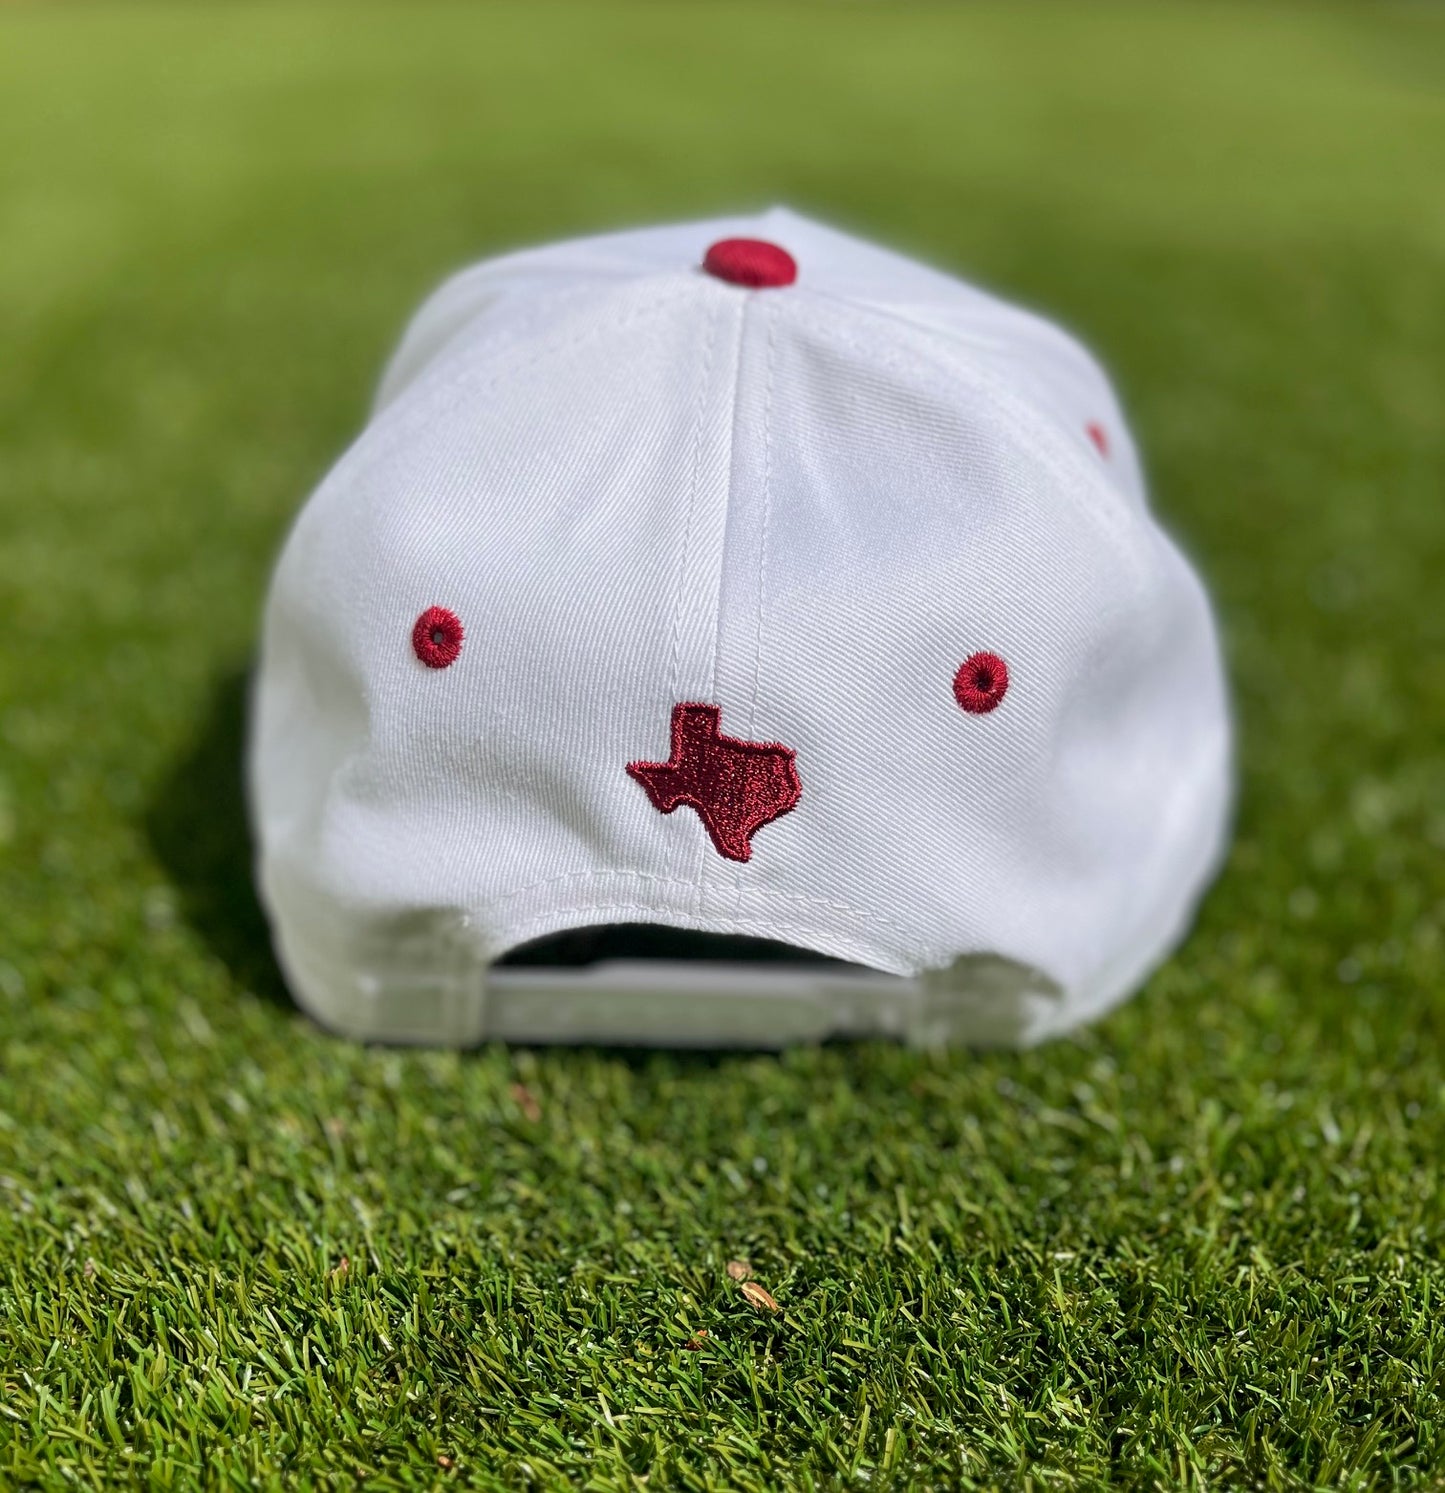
<box><xmin>2</xmin><ymin>2</ymin><xmax>1445</xmax><ymax>1486</ymax></box>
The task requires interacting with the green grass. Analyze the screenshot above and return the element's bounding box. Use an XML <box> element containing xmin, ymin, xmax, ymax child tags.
<box><xmin>2</xmin><ymin>1</ymin><xmax>1445</xmax><ymax>1486</ymax></box>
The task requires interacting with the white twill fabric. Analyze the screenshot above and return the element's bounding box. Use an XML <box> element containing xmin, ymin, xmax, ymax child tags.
<box><xmin>248</xmin><ymin>208</ymin><xmax>1232</xmax><ymax>1048</ymax></box>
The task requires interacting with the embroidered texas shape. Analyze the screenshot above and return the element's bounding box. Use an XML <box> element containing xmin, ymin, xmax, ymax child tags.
<box><xmin>627</xmin><ymin>703</ymin><xmax>802</xmax><ymax>863</ymax></box>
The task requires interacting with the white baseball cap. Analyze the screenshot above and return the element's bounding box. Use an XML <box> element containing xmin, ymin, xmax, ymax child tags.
<box><xmin>248</xmin><ymin>207</ymin><xmax>1231</xmax><ymax>1048</ymax></box>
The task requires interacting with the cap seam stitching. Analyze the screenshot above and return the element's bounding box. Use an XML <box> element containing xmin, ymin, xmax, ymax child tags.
<box><xmin>479</xmin><ymin>883</ymin><xmax>925</xmax><ymax>968</ymax></box>
<box><xmin>667</xmin><ymin>299</ymin><xmax>723</xmax><ymax>706</ymax></box>
<box><xmin>803</xmin><ymin>280</ymin><xmax>1122</xmax><ymax>416</ymax></box>
<box><xmin>698</xmin><ymin>294</ymin><xmax>753</xmax><ymax>923</ymax></box>
<box><xmin>463</xmin><ymin>864</ymin><xmax>920</xmax><ymax>941</ymax></box>
<box><xmin>491</xmin><ymin>906</ymin><xmax>912</xmax><ymax>976</ymax></box>
<box><xmin>782</xmin><ymin>291</ymin><xmax>1148</xmax><ymax>575</ymax></box>
<box><xmin>736</xmin><ymin>305</ymin><xmax>779</xmax><ymax>923</ymax></box>
<box><xmin>747</xmin><ymin>305</ymin><xmax>778</xmax><ymax>738</ymax></box>
<box><xmin>319</xmin><ymin>287</ymin><xmax>700</xmax><ymax>506</ymax></box>
<box><xmin>375</xmin><ymin>274</ymin><xmax>646</xmax><ymax>414</ymax></box>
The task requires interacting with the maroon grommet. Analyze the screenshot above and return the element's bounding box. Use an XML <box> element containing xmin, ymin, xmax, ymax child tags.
<box><xmin>954</xmin><ymin>652</ymin><xmax>1009</xmax><ymax>714</ymax></box>
<box><xmin>412</xmin><ymin>606</ymin><xmax>464</xmax><ymax>669</ymax></box>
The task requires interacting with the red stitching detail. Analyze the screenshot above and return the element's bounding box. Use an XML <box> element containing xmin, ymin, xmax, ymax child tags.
<box><xmin>1086</xmin><ymin>421</ymin><xmax>1109</xmax><ymax>457</ymax></box>
<box><xmin>412</xmin><ymin>606</ymin><xmax>464</xmax><ymax>669</ymax></box>
<box><xmin>702</xmin><ymin>239</ymin><xmax>797</xmax><ymax>289</ymax></box>
<box><xmin>627</xmin><ymin>703</ymin><xmax>801</xmax><ymax>863</ymax></box>
<box><xmin>954</xmin><ymin>652</ymin><xmax>1009</xmax><ymax>714</ymax></box>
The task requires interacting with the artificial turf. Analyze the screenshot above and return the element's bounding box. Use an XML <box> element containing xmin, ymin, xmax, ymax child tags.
<box><xmin>2</xmin><ymin>2</ymin><xmax>1445</xmax><ymax>1486</ymax></box>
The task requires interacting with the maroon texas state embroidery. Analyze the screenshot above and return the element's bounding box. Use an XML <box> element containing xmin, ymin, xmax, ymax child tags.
<box><xmin>627</xmin><ymin>703</ymin><xmax>801</xmax><ymax>863</ymax></box>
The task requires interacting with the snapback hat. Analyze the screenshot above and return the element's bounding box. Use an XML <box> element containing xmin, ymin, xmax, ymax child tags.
<box><xmin>248</xmin><ymin>208</ymin><xmax>1232</xmax><ymax>1048</ymax></box>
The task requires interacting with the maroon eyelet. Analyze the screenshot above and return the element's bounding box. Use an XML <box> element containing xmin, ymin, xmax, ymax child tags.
<box><xmin>412</xmin><ymin>606</ymin><xmax>464</xmax><ymax>669</ymax></box>
<box><xmin>954</xmin><ymin>652</ymin><xmax>1009</xmax><ymax>714</ymax></box>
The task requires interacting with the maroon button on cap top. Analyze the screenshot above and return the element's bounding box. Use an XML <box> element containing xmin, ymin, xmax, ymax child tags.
<box><xmin>702</xmin><ymin>238</ymin><xmax>797</xmax><ymax>289</ymax></box>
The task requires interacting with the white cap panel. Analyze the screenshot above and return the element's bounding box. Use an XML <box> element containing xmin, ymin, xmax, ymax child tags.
<box><xmin>255</xmin><ymin>283</ymin><xmax>743</xmax><ymax>925</ymax></box>
<box><xmin>704</xmin><ymin>294</ymin><xmax>1227</xmax><ymax>1001</ymax></box>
